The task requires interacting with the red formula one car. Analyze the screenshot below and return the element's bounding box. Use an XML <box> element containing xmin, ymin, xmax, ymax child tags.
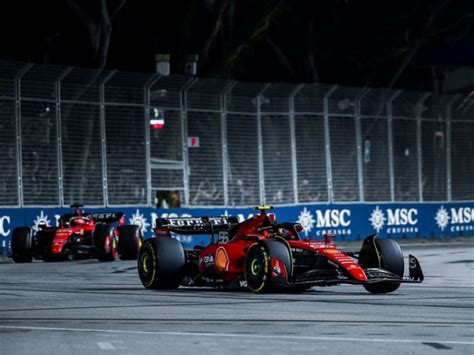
<box><xmin>138</xmin><ymin>206</ymin><xmax>423</xmax><ymax>293</ymax></box>
<box><xmin>11</xmin><ymin>205</ymin><xmax>142</xmax><ymax>262</ymax></box>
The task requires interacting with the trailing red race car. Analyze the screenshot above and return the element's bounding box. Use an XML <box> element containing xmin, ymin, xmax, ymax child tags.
<box><xmin>138</xmin><ymin>206</ymin><xmax>424</xmax><ymax>293</ymax></box>
<box><xmin>11</xmin><ymin>205</ymin><xmax>142</xmax><ymax>262</ymax></box>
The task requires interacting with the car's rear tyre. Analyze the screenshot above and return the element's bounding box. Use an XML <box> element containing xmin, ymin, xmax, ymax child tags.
<box><xmin>93</xmin><ymin>223</ymin><xmax>117</xmax><ymax>262</ymax></box>
<box><xmin>138</xmin><ymin>237</ymin><xmax>185</xmax><ymax>289</ymax></box>
<box><xmin>117</xmin><ymin>225</ymin><xmax>142</xmax><ymax>260</ymax></box>
<box><xmin>245</xmin><ymin>240</ymin><xmax>292</xmax><ymax>293</ymax></box>
<box><xmin>361</xmin><ymin>237</ymin><xmax>404</xmax><ymax>294</ymax></box>
<box><xmin>11</xmin><ymin>227</ymin><xmax>33</xmax><ymax>263</ymax></box>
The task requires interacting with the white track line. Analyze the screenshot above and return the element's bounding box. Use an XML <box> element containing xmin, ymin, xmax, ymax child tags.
<box><xmin>97</xmin><ymin>342</ymin><xmax>115</xmax><ymax>350</ymax></box>
<box><xmin>0</xmin><ymin>325</ymin><xmax>472</xmax><ymax>346</ymax></box>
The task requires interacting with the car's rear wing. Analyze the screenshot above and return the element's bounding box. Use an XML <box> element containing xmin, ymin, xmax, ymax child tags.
<box><xmin>155</xmin><ymin>216</ymin><xmax>239</xmax><ymax>235</ymax></box>
<box><xmin>88</xmin><ymin>212</ymin><xmax>125</xmax><ymax>224</ymax></box>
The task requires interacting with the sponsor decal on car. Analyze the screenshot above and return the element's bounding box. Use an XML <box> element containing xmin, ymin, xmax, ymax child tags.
<box><xmin>215</xmin><ymin>247</ymin><xmax>229</xmax><ymax>271</ymax></box>
<box><xmin>271</xmin><ymin>258</ymin><xmax>287</xmax><ymax>278</ymax></box>
<box><xmin>201</xmin><ymin>254</ymin><xmax>214</xmax><ymax>266</ymax></box>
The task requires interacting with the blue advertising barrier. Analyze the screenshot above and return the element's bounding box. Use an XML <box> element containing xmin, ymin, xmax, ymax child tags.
<box><xmin>0</xmin><ymin>202</ymin><xmax>473</xmax><ymax>255</ymax></box>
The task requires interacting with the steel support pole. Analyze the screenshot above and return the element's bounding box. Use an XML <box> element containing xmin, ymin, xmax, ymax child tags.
<box><xmin>355</xmin><ymin>87</ymin><xmax>370</xmax><ymax>202</ymax></box>
<box><xmin>55</xmin><ymin>67</ymin><xmax>73</xmax><ymax>207</ymax></box>
<box><xmin>144</xmin><ymin>74</ymin><xmax>160</xmax><ymax>207</ymax></box>
<box><xmin>15</xmin><ymin>63</ymin><xmax>34</xmax><ymax>207</ymax></box>
<box><xmin>289</xmin><ymin>84</ymin><xmax>304</xmax><ymax>204</ymax></box>
<box><xmin>387</xmin><ymin>90</ymin><xmax>401</xmax><ymax>202</ymax></box>
<box><xmin>221</xmin><ymin>81</ymin><xmax>237</xmax><ymax>207</ymax></box>
<box><xmin>181</xmin><ymin>78</ymin><xmax>198</xmax><ymax>207</ymax></box>
<box><xmin>446</xmin><ymin>94</ymin><xmax>460</xmax><ymax>202</ymax></box>
<box><xmin>416</xmin><ymin>93</ymin><xmax>430</xmax><ymax>202</ymax></box>
<box><xmin>256</xmin><ymin>83</ymin><xmax>271</xmax><ymax>205</ymax></box>
<box><xmin>324</xmin><ymin>85</ymin><xmax>338</xmax><ymax>203</ymax></box>
<box><xmin>100</xmin><ymin>70</ymin><xmax>116</xmax><ymax>207</ymax></box>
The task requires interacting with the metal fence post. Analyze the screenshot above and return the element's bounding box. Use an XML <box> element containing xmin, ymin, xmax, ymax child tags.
<box><xmin>324</xmin><ymin>85</ymin><xmax>338</xmax><ymax>204</ymax></box>
<box><xmin>257</xmin><ymin>83</ymin><xmax>271</xmax><ymax>205</ymax></box>
<box><xmin>181</xmin><ymin>78</ymin><xmax>198</xmax><ymax>207</ymax></box>
<box><xmin>100</xmin><ymin>70</ymin><xmax>116</xmax><ymax>207</ymax></box>
<box><xmin>446</xmin><ymin>94</ymin><xmax>460</xmax><ymax>202</ymax></box>
<box><xmin>289</xmin><ymin>84</ymin><xmax>304</xmax><ymax>204</ymax></box>
<box><xmin>144</xmin><ymin>74</ymin><xmax>160</xmax><ymax>207</ymax></box>
<box><xmin>355</xmin><ymin>87</ymin><xmax>370</xmax><ymax>202</ymax></box>
<box><xmin>387</xmin><ymin>90</ymin><xmax>401</xmax><ymax>202</ymax></box>
<box><xmin>416</xmin><ymin>92</ymin><xmax>430</xmax><ymax>202</ymax></box>
<box><xmin>15</xmin><ymin>63</ymin><xmax>34</xmax><ymax>208</ymax></box>
<box><xmin>221</xmin><ymin>81</ymin><xmax>237</xmax><ymax>207</ymax></box>
<box><xmin>55</xmin><ymin>67</ymin><xmax>73</xmax><ymax>207</ymax></box>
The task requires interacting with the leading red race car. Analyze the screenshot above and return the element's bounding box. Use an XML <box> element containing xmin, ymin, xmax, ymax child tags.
<box><xmin>11</xmin><ymin>205</ymin><xmax>142</xmax><ymax>262</ymax></box>
<box><xmin>138</xmin><ymin>206</ymin><xmax>424</xmax><ymax>294</ymax></box>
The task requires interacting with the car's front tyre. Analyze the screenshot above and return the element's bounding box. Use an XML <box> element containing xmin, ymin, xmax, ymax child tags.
<box><xmin>360</xmin><ymin>236</ymin><xmax>404</xmax><ymax>294</ymax></box>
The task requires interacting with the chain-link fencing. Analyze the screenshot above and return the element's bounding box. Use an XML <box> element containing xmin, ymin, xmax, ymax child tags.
<box><xmin>0</xmin><ymin>60</ymin><xmax>472</xmax><ymax>208</ymax></box>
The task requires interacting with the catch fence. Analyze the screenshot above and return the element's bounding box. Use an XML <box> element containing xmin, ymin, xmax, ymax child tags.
<box><xmin>0</xmin><ymin>60</ymin><xmax>472</xmax><ymax>208</ymax></box>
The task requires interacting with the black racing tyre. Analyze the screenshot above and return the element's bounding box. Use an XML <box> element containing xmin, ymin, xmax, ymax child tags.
<box><xmin>245</xmin><ymin>243</ymin><xmax>269</xmax><ymax>293</ymax></box>
<box><xmin>138</xmin><ymin>237</ymin><xmax>185</xmax><ymax>289</ymax></box>
<box><xmin>264</xmin><ymin>239</ymin><xmax>292</xmax><ymax>280</ymax></box>
<box><xmin>93</xmin><ymin>223</ymin><xmax>117</xmax><ymax>262</ymax></box>
<box><xmin>11</xmin><ymin>227</ymin><xmax>33</xmax><ymax>263</ymax></box>
<box><xmin>244</xmin><ymin>240</ymin><xmax>291</xmax><ymax>293</ymax></box>
<box><xmin>117</xmin><ymin>225</ymin><xmax>142</xmax><ymax>260</ymax></box>
<box><xmin>363</xmin><ymin>238</ymin><xmax>404</xmax><ymax>294</ymax></box>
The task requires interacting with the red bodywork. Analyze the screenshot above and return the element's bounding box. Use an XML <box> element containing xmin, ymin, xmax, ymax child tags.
<box><xmin>151</xmin><ymin>208</ymin><xmax>393</xmax><ymax>291</ymax></box>
<box><xmin>49</xmin><ymin>219</ymin><xmax>96</xmax><ymax>255</ymax></box>
<box><xmin>32</xmin><ymin>211</ymin><xmax>125</xmax><ymax>259</ymax></box>
<box><xmin>194</xmin><ymin>212</ymin><xmax>367</xmax><ymax>285</ymax></box>
<box><xmin>144</xmin><ymin>208</ymin><xmax>424</xmax><ymax>292</ymax></box>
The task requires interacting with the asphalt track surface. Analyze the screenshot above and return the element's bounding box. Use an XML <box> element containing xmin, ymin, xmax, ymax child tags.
<box><xmin>0</xmin><ymin>240</ymin><xmax>473</xmax><ymax>355</ymax></box>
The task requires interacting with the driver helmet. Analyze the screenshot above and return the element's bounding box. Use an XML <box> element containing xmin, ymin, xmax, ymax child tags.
<box><xmin>71</xmin><ymin>217</ymin><xmax>86</xmax><ymax>225</ymax></box>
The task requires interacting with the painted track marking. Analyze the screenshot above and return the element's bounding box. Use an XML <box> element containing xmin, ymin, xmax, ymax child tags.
<box><xmin>0</xmin><ymin>325</ymin><xmax>473</xmax><ymax>346</ymax></box>
<box><xmin>97</xmin><ymin>342</ymin><xmax>115</xmax><ymax>350</ymax></box>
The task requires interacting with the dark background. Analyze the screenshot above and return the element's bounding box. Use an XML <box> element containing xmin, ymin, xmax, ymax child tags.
<box><xmin>1</xmin><ymin>0</ymin><xmax>473</xmax><ymax>91</ymax></box>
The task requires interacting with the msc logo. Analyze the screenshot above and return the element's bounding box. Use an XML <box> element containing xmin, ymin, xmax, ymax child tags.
<box><xmin>370</xmin><ymin>206</ymin><xmax>418</xmax><ymax>233</ymax></box>
<box><xmin>297</xmin><ymin>208</ymin><xmax>315</xmax><ymax>236</ymax></box>
<box><xmin>316</xmin><ymin>209</ymin><xmax>351</xmax><ymax>228</ymax></box>
<box><xmin>33</xmin><ymin>211</ymin><xmax>51</xmax><ymax>233</ymax></box>
<box><xmin>0</xmin><ymin>216</ymin><xmax>10</xmax><ymax>237</ymax></box>
<box><xmin>129</xmin><ymin>209</ymin><xmax>150</xmax><ymax>235</ymax></box>
<box><xmin>436</xmin><ymin>206</ymin><xmax>474</xmax><ymax>232</ymax></box>
<box><xmin>297</xmin><ymin>208</ymin><xmax>351</xmax><ymax>236</ymax></box>
<box><xmin>451</xmin><ymin>207</ymin><xmax>474</xmax><ymax>224</ymax></box>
